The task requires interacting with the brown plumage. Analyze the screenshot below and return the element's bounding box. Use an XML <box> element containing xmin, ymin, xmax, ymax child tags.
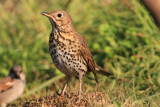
<box><xmin>0</xmin><ymin>77</ymin><xmax>14</xmax><ymax>94</ymax></box>
<box><xmin>41</xmin><ymin>10</ymin><xmax>113</xmax><ymax>102</ymax></box>
<box><xmin>0</xmin><ymin>65</ymin><xmax>26</xmax><ymax>107</ymax></box>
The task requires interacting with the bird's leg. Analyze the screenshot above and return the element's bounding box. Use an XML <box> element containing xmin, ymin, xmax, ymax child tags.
<box><xmin>61</xmin><ymin>76</ymin><xmax>70</xmax><ymax>96</ymax></box>
<box><xmin>77</xmin><ymin>76</ymin><xmax>83</xmax><ymax>103</ymax></box>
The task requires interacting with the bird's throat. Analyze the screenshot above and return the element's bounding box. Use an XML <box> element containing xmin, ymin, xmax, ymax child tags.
<box><xmin>49</xmin><ymin>18</ymin><xmax>57</xmax><ymax>33</ymax></box>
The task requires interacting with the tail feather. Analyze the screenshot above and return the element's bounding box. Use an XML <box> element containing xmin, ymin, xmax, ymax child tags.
<box><xmin>95</xmin><ymin>64</ymin><xmax>113</xmax><ymax>76</ymax></box>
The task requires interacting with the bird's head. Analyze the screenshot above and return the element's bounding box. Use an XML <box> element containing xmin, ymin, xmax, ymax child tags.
<box><xmin>9</xmin><ymin>65</ymin><xmax>25</xmax><ymax>80</ymax></box>
<box><xmin>41</xmin><ymin>10</ymin><xmax>75</xmax><ymax>32</ymax></box>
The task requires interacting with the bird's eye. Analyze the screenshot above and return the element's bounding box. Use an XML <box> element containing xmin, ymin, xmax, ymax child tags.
<box><xmin>57</xmin><ymin>13</ymin><xmax>62</xmax><ymax>17</ymax></box>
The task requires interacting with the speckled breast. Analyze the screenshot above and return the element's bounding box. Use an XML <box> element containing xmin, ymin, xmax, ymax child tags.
<box><xmin>49</xmin><ymin>31</ymin><xmax>87</xmax><ymax>78</ymax></box>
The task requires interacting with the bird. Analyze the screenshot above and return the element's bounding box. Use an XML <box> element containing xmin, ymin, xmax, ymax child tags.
<box><xmin>0</xmin><ymin>65</ymin><xmax>26</xmax><ymax>107</ymax></box>
<box><xmin>41</xmin><ymin>10</ymin><xmax>113</xmax><ymax>102</ymax></box>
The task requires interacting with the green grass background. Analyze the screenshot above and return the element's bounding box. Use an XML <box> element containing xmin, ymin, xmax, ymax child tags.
<box><xmin>0</xmin><ymin>0</ymin><xmax>160</xmax><ymax>106</ymax></box>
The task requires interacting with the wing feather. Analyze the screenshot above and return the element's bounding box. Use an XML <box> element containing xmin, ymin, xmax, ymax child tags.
<box><xmin>76</xmin><ymin>34</ymin><xmax>98</xmax><ymax>83</ymax></box>
<box><xmin>0</xmin><ymin>77</ymin><xmax>14</xmax><ymax>94</ymax></box>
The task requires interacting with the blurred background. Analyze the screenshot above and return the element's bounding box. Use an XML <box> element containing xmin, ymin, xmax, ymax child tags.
<box><xmin>0</xmin><ymin>0</ymin><xmax>160</xmax><ymax>105</ymax></box>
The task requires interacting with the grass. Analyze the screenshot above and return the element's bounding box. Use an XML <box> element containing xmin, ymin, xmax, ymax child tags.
<box><xmin>10</xmin><ymin>79</ymin><xmax>160</xmax><ymax>106</ymax></box>
<box><xmin>0</xmin><ymin>0</ymin><xmax>160</xmax><ymax>106</ymax></box>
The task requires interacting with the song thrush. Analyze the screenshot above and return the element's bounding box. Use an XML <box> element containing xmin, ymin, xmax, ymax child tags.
<box><xmin>0</xmin><ymin>65</ymin><xmax>26</xmax><ymax>107</ymax></box>
<box><xmin>41</xmin><ymin>10</ymin><xmax>113</xmax><ymax>101</ymax></box>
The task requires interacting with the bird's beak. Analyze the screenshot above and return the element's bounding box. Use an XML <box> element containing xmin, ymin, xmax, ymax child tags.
<box><xmin>41</xmin><ymin>12</ymin><xmax>52</xmax><ymax>18</ymax></box>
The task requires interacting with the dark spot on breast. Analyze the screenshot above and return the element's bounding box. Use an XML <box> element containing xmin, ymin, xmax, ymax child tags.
<box><xmin>73</xmin><ymin>62</ymin><xmax>76</xmax><ymax>64</ymax></box>
<box><xmin>75</xmin><ymin>76</ymin><xmax>79</xmax><ymax>79</ymax></box>
<box><xmin>72</xmin><ymin>41</ymin><xmax>75</xmax><ymax>43</ymax></box>
<box><xmin>49</xmin><ymin>40</ymin><xmax>53</xmax><ymax>43</ymax></box>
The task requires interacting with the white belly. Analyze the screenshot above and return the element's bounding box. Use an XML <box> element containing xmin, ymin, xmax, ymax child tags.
<box><xmin>51</xmin><ymin>49</ymin><xmax>87</xmax><ymax>77</ymax></box>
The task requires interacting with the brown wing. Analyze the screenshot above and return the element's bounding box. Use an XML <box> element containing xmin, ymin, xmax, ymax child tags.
<box><xmin>0</xmin><ymin>77</ymin><xmax>14</xmax><ymax>94</ymax></box>
<box><xmin>76</xmin><ymin>34</ymin><xmax>98</xmax><ymax>83</ymax></box>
